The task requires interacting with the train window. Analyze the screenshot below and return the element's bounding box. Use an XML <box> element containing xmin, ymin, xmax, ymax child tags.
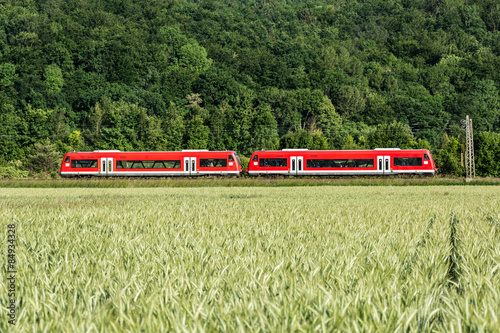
<box><xmin>424</xmin><ymin>154</ymin><xmax>430</xmax><ymax>160</ymax></box>
<box><xmin>118</xmin><ymin>161</ymin><xmax>136</xmax><ymax>169</ymax></box>
<box><xmin>252</xmin><ymin>155</ymin><xmax>258</xmax><ymax>161</ymax></box>
<box><xmin>71</xmin><ymin>159</ymin><xmax>97</xmax><ymax>168</ymax></box>
<box><xmin>259</xmin><ymin>158</ymin><xmax>287</xmax><ymax>167</ymax></box>
<box><xmin>235</xmin><ymin>153</ymin><xmax>242</xmax><ymax>167</ymax></box>
<box><xmin>152</xmin><ymin>162</ymin><xmax>165</xmax><ymax>169</ymax></box>
<box><xmin>306</xmin><ymin>159</ymin><xmax>374</xmax><ymax>168</ymax></box>
<box><xmin>116</xmin><ymin>160</ymin><xmax>181</xmax><ymax>169</ymax></box>
<box><xmin>393</xmin><ymin>157</ymin><xmax>422</xmax><ymax>166</ymax></box>
<box><xmin>228</xmin><ymin>155</ymin><xmax>234</xmax><ymax>161</ymax></box>
<box><xmin>356</xmin><ymin>159</ymin><xmax>374</xmax><ymax>168</ymax></box>
<box><xmin>200</xmin><ymin>159</ymin><xmax>227</xmax><ymax>168</ymax></box>
<box><xmin>64</xmin><ymin>156</ymin><xmax>70</xmax><ymax>162</ymax></box>
<box><xmin>165</xmin><ymin>161</ymin><xmax>180</xmax><ymax>169</ymax></box>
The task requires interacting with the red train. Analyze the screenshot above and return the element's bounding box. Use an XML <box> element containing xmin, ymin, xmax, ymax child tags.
<box><xmin>59</xmin><ymin>150</ymin><xmax>243</xmax><ymax>177</ymax></box>
<box><xmin>247</xmin><ymin>149</ymin><xmax>437</xmax><ymax>176</ymax></box>
<box><xmin>59</xmin><ymin>148</ymin><xmax>437</xmax><ymax>177</ymax></box>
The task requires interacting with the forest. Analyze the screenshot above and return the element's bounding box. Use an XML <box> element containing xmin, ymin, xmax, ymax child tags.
<box><xmin>0</xmin><ymin>0</ymin><xmax>499</xmax><ymax>177</ymax></box>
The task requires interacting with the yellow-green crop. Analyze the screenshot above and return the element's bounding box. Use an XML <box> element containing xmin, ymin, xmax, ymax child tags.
<box><xmin>0</xmin><ymin>186</ymin><xmax>499</xmax><ymax>332</ymax></box>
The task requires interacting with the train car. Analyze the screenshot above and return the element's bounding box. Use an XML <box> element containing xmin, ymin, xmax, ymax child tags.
<box><xmin>247</xmin><ymin>148</ymin><xmax>437</xmax><ymax>176</ymax></box>
<box><xmin>59</xmin><ymin>150</ymin><xmax>243</xmax><ymax>177</ymax></box>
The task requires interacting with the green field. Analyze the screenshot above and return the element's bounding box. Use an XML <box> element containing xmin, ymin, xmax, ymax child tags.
<box><xmin>1</xmin><ymin>187</ymin><xmax>499</xmax><ymax>332</ymax></box>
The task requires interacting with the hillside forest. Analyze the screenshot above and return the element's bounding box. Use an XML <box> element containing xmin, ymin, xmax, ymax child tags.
<box><xmin>1</xmin><ymin>0</ymin><xmax>499</xmax><ymax>177</ymax></box>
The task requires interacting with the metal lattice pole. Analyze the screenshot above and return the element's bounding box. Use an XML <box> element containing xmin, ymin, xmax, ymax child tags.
<box><xmin>463</xmin><ymin>116</ymin><xmax>475</xmax><ymax>180</ymax></box>
<box><xmin>464</xmin><ymin>116</ymin><xmax>469</xmax><ymax>179</ymax></box>
<box><xmin>470</xmin><ymin>119</ymin><xmax>475</xmax><ymax>178</ymax></box>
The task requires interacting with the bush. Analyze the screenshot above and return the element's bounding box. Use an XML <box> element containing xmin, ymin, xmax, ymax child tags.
<box><xmin>475</xmin><ymin>132</ymin><xmax>500</xmax><ymax>177</ymax></box>
<box><xmin>239</xmin><ymin>155</ymin><xmax>250</xmax><ymax>171</ymax></box>
<box><xmin>432</xmin><ymin>134</ymin><xmax>463</xmax><ymax>176</ymax></box>
<box><xmin>27</xmin><ymin>139</ymin><xmax>62</xmax><ymax>174</ymax></box>
<box><xmin>0</xmin><ymin>160</ymin><xmax>29</xmax><ymax>179</ymax></box>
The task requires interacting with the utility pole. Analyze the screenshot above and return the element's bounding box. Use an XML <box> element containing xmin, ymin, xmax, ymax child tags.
<box><xmin>462</xmin><ymin>115</ymin><xmax>475</xmax><ymax>181</ymax></box>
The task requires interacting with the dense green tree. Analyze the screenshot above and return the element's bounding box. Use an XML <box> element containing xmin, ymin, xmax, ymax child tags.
<box><xmin>44</xmin><ymin>64</ymin><xmax>64</xmax><ymax>93</ymax></box>
<box><xmin>432</xmin><ymin>133</ymin><xmax>463</xmax><ymax>176</ymax></box>
<box><xmin>458</xmin><ymin>79</ymin><xmax>500</xmax><ymax>132</ymax></box>
<box><xmin>316</xmin><ymin>95</ymin><xmax>342</xmax><ymax>138</ymax></box>
<box><xmin>334</xmin><ymin>85</ymin><xmax>366</xmax><ymax>120</ymax></box>
<box><xmin>85</xmin><ymin>97</ymin><xmax>162</xmax><ymax>151</ymax></box>
<box><xmin>248</xmin><ymin>104</ymin><xmax>280</xmax><ymax>152</ymax></box>
<box><xmin>161</xmin><ymin>102</ymin><xmax>185</xmax><ymax>151</ymax></box>
<box><xmin>68</xmin><ymin>130</ymin><xmax>83</xmax><ymax>151</ymax></box>
<box><xmin>363</xmin><ymin>92</ymin><xmax>396</xmax><ymax>125</ymax></box>
<box><xmin>0</xmin><ymin>63</ymin><xmax>17</xmax><ymax>88</ymax></box>
<box><xmin>368</xmin><ymin>122</ymin><xmax>416</xmax><ymax>149</ymax></box>
<box><xmin>475</xmin><ymin>131</ymin><xmax>500</xmax><ymax>177</ymax></box>
<box><xmin>0</xmin><ymin>99</ymin><xmax>23</xmax><ymax>162</ymax></box>
<box><xmin>184</xmin><ymin>94</ymin><xmax>210</xmax><ymax>149</ymax></box>
<box><xmin>280</xmin><ymin>130</ymin><xmax>329</xmax><ymax>150</ymax></box>
<box><xmin>0</xmin><ymin>0</ymin><xmax>499</xmax><ymax>176</ymax></box>
<box><xmin>185</xmin><ymin>116</ymin><xmax>210</xmax><ymax>149</ymax></box>
<box><xmin>27</xmin><ymin>139</ymin><xmax>61</xmax><ymax>174</ymax></box>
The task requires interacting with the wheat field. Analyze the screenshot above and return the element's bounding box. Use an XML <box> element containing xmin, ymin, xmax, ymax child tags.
<box><xmin>1</xmin><ymin>186</ymin><xmax>499</xmax><ymax>332</ymax></box>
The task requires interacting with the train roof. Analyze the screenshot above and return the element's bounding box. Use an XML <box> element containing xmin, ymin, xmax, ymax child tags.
<box><xmin>252</xmin><ymin>148</ymin><xmax>430</xmax><ymax>152</ymax></box>
<box><xmin>65</xmin><ymin>150</ymin><xmax>238</xmax><ymax>154</ymax></box>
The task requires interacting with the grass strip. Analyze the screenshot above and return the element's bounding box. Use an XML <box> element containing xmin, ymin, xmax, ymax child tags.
<box><xmin>1</xmin><ymin>177</ymin><xmax>500</xmax><ymax>188</ymax></box>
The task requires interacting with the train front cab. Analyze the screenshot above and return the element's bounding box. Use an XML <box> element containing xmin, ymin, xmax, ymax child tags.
<box><xmin>59</xmin><ymin>150</ymin><xmax>120</xmax><ymax>177</ymax></box>
<box><xmin>385</xmin><ymin>149</ymin><xmax>437</xmax><ymax>175</ymax></box>
<box><xmin>248</xmin><ymin>150</ymin><xmax>303</xmax><ymax>176</ymax></box>
<box><xmin>191</xmin><ymin>150</ymin><xmax>242</xmax><ymax>176</ymax></box>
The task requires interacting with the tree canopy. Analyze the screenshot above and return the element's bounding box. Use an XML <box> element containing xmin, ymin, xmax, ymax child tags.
<box><xmin>0</xmin><ymin>0</ymin><xmax>499</xmax><ymax>175</ymax></box>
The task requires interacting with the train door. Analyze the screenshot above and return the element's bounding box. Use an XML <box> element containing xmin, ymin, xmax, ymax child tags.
<box><xmin>377</xmin><ymin>155</ymin><xmax>391</xmax><ymax>175</ymax></box>
<box><xmin>184</xmin><ymin>157</ymin><xmax>198</xmax><ymax>176</ymax></box>
<box><xmin>297</xmin><ymin>156</ymin><xmax>303</xmax><ymax>175</ymax></box>
<box><xmin>290</xmin><ymin>156</ymin><xmax>303</xmax><ymax>175</ymax></box>
<box><xmin>99</xmin><ymin>157</ymin><xmax>113</xmax><ymax>176</ymax></box>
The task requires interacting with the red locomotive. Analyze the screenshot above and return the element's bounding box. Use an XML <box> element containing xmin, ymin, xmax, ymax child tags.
<box><xmin>59</xmin><ymin>150</ymin><xmax>243</xmax><ymax>177</ymax></box>
<box><xmin>247</xmin><ymin>149</ymin><xmax>437</xmax><ymax>176</ymax></box>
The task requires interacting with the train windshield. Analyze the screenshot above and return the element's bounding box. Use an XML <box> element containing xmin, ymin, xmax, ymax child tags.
<box><xmin>234</xmin><ymin>153</ymin><xmax>242</xmax><ymax>167</ymax></box>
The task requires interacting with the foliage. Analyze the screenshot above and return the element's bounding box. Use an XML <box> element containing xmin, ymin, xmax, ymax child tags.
<box><xmin>27</xmin><ymin>139</ymin><xmax>62</xmax><ymax>174</ymax></box>
<box><xmin>0</xmin><ymin>0</ymin><xmax>499</xmax><ymax>175</ymax></box>
<box><xmin>0</xmin><ymin>160</ymin><xmax>29</xmax><ymax>179</ymax></box>
<box><xmin>280</xmin><ymin>129</ymin><xmax>329</xmax><ymax>150</ymax></box>
<box><xmin>475</xmin><ymin>131</ymin><xmax>500</xmax><ymax>177</ymax></box>
<box><xmin>44</xmin><ymin>64</ymin><xmax>64</xmax><ymax>93</ymax></box>
<box><xmin>0</xmin><ymin>63</ymin><xmax>17</xmax><ymax>87</ymax></box>
<box><xmin>368</xmin><ymin>122</ymin><xmax>415</xmax><ymax>149</ymax></box>
<box><xmin>432</xmin><ymin>134</ymin><xmax>463</xmax><ymax>176</ymax></box>
<box><xmin>68</xmin><ymin>131</ymin><xmax>83</xmax><ymax>151</ymax></box>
